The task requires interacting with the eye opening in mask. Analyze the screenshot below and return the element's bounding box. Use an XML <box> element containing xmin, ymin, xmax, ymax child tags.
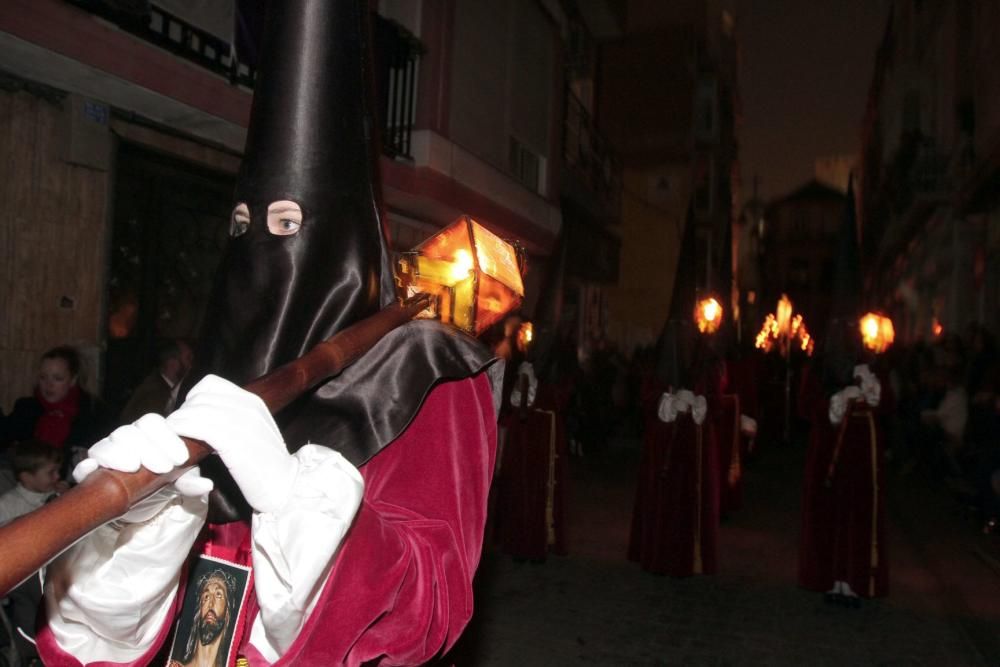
<box><xmin>230</xmin><ymin>203</ymin><xmax>250</xmax><ymax>238</ymax></box>
<box><xmin>267</xmin><ymin>200</ymin><xmax>303</xmax><ymax>236</ymax></box>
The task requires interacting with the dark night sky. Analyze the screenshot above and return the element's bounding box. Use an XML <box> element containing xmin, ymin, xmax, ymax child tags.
<box><xmin>735</xmin><ymin>0</ymin><xmax>891</xmax><ymax>203</ymax></box>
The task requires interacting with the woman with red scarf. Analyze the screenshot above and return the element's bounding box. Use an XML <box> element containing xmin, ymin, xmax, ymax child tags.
<box><xmin>3</xmin><ymin>346</ymin><xmax>110</xmax><ymax>473</ymax></box>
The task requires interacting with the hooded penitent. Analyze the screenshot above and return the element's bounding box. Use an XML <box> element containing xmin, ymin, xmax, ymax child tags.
<box><xmin>189</xmin><ymin>0</ymin><xmax>495</xmax><ymax>515</ymax></box>
<box><xmin>654</xmin><ymin>207</ymin><xmax>699</xmax><ymax>390</ymax></box>
<box><xmin>819</xmin><ymin>175</ymin><xmax>863</xmax><ymax>391</ymax></box>
<box><xmin>526</xmin><ymin>229</ymin><xmax>570</xmax><ymax>384</ymax></box>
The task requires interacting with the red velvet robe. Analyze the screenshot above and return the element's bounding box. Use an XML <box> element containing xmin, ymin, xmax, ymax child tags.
<box><xmin>494</xmin><ymin>382</ymin><xmax>569</xmax><ymax>560</ymax></box>
<box><xmin>36</xmin><ymin>374</ymin><xmax>498</xmax><ymax>666</ymax></box>
<box><xmin>628</xmin><ymin>377</ymin><xmax>720</xmax><ymax>576</ymax></box>
<box><xmin>797</xmin><ymin>369</ymin><xmax>889</xmax><ymax>598</ymax></box>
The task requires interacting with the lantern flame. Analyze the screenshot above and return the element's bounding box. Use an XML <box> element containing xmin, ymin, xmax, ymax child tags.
<box><xmin>449</xmin><ymin>249</ymin><xmax>474</xmax><ymax>283</ymax></box>
<box><xmin>695</xmin><ymin>297</ymin><xmax>723</xmax><ymax>334</ymax></box>
<box><xmin>860</xmin><ymin>312</ymin><xmax>894</xmax><ymax>354</ymax></box>
<box><xmin>932</xmin><ymin>317</ymin><xmax>943</xmax><ymax>338</ymax></box>
<box><xmin>517</xmin><ymin>321</ymin><xmax>533</xmax><ymax>352</ymax></box>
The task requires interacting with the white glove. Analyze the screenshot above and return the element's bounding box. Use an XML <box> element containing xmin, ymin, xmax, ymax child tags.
<box><xmin>689</xmin><ymin>395</ymin><xmax>708</xmax><ymax>426</ymax></box>
<box><xmin>854</xmin><ymin>364</ymin><xmax>881</xmax><ymax>407</ymax></box>
<box><xmin>167</xmin><ymin>375</ymin><xmax>298</xmax><ymax>515</ymax></box>
<box><xmin>73</xmin><ymin>413</ymin><xmax>213</xmax><ymax>523</ymax></box>
<box><xmin>658</xmin><ymin>392</ymin><xmax>679</xmax><ymax>423</ymax></box>
<box><xmin>740</xmin><ymin>414</ymin><xmax>758</xmax><ymax>436</ymax></box>
<box><xmin>509</xmin><ymin>362</ymin><xmax>538</xmax><ymax>408</ymax></box>
<box><xmin>829</xmin><ymin>386</ymin><xmax>863</xmax><ymax>425</ymax></box>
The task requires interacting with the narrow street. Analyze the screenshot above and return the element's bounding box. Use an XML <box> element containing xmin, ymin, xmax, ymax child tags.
<box><xmin>448</xmin><ymin>437</ymin><xmax>1000</xmax><ymax>665</ymax></box>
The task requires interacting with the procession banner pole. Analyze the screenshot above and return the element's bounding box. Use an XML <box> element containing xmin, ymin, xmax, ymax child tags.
<box><xmin>0</xmin><ymin>294</ymin><xmax>432</xmax><ymax>597</ymax></box>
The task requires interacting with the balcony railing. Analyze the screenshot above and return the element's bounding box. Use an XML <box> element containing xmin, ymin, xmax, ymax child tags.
<box><xmin>563</xmin><ymin>90</ymin><xmax>622</xmax><ymax>217</ymax></box>
<box><xmin>62</xmin><ymin>1</ymin><xmax>421</xmax><ymax>158</ymax></box>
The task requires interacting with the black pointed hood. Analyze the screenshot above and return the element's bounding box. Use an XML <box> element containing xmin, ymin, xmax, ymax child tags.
<box><xmin>188</xmin><ymin>1</ymin><xmax>495</xmax><ymax>516</ymax></box>
<box><xmin>198</xmin><ymin>1</ymin><xmax>394</xmax><ymax>391</ymax></box>
<box><xmin>654</xmin><ymin>207</ymin><xmax>698</xmax><ymax>388</ymax></box>
<box><xmin>527</xmin><ymin>230</ymin><xmax>568</xmax><ymax>382</ymax></box>
<box><xmin>820</xmin><ymin>176</ymin><xmax>863</xmax><ymax>389</ymax></box>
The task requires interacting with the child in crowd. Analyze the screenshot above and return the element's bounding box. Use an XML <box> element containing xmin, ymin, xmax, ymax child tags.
<box><xmin>0</xmin><ymin>440</ymin><xmax>65</xmax><ymax>665</ymax></box>
<box><xmin>0</xmin><ymin>439</ymin><xmax>65</xmax><ymax>526</ymax></box>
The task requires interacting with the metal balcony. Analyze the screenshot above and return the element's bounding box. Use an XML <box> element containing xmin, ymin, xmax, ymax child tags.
<box><xmin>562</xmin><ymin>90</ymin><xmax>622</xmax><ymax>219</ymax></box>
<box><xmin>62</xmin><ymin>1</ymin><xmax>421</xmax><ymax>158</ymax></box>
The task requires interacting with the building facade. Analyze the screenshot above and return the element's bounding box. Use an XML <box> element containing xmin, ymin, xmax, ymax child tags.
<box><xmin>0</xmin><ymin>0</ymin><xmax>621</xmax><ymax>412</ymax></box>
<box><xmin>758</xmin><ymin>180</ymin><xmax>848</xmax><ymax>337</ymax></box>
<box><xmin>859</xmin><ymin>0</ymin><xmax>1000</xmax><ymax>343</ymax></box>
<box><xmin>598</xmin><ymin>0</ymin><xmax>742</xmax><ymax>353</ymax></box>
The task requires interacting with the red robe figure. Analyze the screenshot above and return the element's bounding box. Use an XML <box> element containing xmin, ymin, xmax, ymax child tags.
<box><xmin>798</xmin><ymin>177</ymin><xmax>889</xmax><ymax>604</ymax></box>
<box><xmin>36</xmin><ymin>2</ymin><xmax>503</xmax><ymax>665</ymax></box>
<box><xmin>797</xmin><ymin>361</ymin><xmax>889</xmax><ymax>600</ymax></box>
<box><xmin>628</xmin><ymin>212</ymin><xmax>721</xmax><ymax>577</ymax></box>
<box><xmin>495</xmin><ymin>361</ymin><xmax>570</xmax><ymax>561</ymax></box>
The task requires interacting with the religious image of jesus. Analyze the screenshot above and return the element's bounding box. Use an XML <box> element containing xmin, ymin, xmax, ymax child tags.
<box><xmin>169</xmin><ymin>568</ymin><xmax>238</xmax><ymax>667</ymax></box>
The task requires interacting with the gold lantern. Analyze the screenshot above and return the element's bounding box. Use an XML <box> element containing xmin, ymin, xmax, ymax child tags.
<box><xmin>695</xmin><ymin>297</ymin><xmax>724</xmax><ymax>334</ymax></box>
<box><xmin>397</xmin><ymin>215</ymin><xmax>525</xmax><ymax>336</ymax></box>
<box><xmin>860</xmin><ymin>312</ymin><xmax>895</xmax><ymax>354</ymax></box>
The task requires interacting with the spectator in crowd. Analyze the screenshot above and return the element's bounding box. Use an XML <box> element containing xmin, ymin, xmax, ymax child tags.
<box><xmin>920</xmin><ymin>365</ymin><xmax>969</xmax><ymax>476</ymax></box>
<box><xmin>118</xmin><ymin>338</ymin><xmax>194</xmax><ymax>424</ymax></box>
<box><xmin>0</xmin><ymin>440</ymin><xmax>66</xmax><ymax>665</ymax></box>
<box><xmin>3</xmin><ymin>346</ymin><xmax>112</xmax><ymax>477</ymax></box>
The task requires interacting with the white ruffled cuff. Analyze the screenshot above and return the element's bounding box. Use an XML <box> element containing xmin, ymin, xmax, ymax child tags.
<box><xmin>249</xmin><ymin>444</ymin><xmax>363</xmax><ymax>662</ymax></box>
<box><xmin>45</xmin><ymin>492</ymin><xmax>208</xmax><ymax>663</ymax></box>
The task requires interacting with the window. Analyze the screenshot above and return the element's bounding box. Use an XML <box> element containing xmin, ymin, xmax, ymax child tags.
<box><xmin>509</xmin><ymin>136</ymin><xmax>546</xmax><ymax>195</ymax></box>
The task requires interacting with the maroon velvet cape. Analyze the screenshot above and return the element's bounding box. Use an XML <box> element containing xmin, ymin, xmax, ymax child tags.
<box><xmin>494</xmin><ymin>382</ymin><xmax>569</xmax><ymax>561</ymax></box>
<box><xmin>798</xmin><ymin>371</ymin><xmax>889</xmax><ymax>598</ymax></box>
<box><xmin>37</xmin><ymin>373</ymin><xmax>497</xmax><ymax>666</ymax></box>
<box><xmin>628</xmin><ymin>378</ymin><xmax>720</xmax><ymax>577</ymax></box>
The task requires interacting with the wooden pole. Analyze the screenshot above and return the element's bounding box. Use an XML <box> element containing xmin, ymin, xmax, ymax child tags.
<box><xmin>0</xmin><ymin>294</ymin><xmax>432</xmax><ymax>596</ymax></box>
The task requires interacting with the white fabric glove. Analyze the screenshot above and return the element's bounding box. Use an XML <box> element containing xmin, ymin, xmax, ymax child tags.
<box><xmin>658</xmin><ymin>392</ymin><xmax>680</xmax><ymax>423</ymax></box>
<box><xmin>829</xmin><ymin>386</ymin><xmax>863</xmax><ymax>424</ymax></box>
<box><xmin>509</xmin><ymin>362</ymin><xmax>538</xmax><ymax>408</ymax></box>
<box><xmin>689</xmin><ymin>395</ymin><xmax>708</xmax><ymax>426</ymax></box>
<box><xmin>167</xmin><ymin>374</ymin><xmax>298</xmax><ymax>515</ymax></box>
<box><xmin>854</xmin><ymin>364</ymin><xmax>882</xmax><ymax>407</ymax></box>
<box><xmin>73</xmin><ymin>413</ymin><xmax>214</xmax><ymax>522</ymax></box>
<box><xmin>740</xmin><ymin>414</ymin><xmax>758</xmax><ymax>436</ymax></box>
<box><xmin>658</xmin><ymin>389</ymin><xmax>708</xmax><ymax>425</ymax></box>
<box><xmin>48</xmin><ymin>414</ymin><xmax>209</xmax><ymax>664</ymax></box>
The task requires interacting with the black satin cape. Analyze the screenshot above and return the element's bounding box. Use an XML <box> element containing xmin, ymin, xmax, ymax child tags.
<box><xmin>186</xmin><ymin>1</ymin><xmax>498</xmax><ymax>519</ymax></box>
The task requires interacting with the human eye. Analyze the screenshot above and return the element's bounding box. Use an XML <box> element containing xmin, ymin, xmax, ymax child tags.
<box><xmin>230</xmin><ymin>203</ymin><xmax>250</xmax><ymax>237</ymax></box>
<box><xmin>266</xmin><ymin>200</ymin><xmax>303</xmax><ymax>236</ymax></box>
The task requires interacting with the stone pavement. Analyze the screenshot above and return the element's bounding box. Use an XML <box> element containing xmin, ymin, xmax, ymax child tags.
<box><xmin>443</xmin><ymin>437</ymin><xmax>1000</xmax><ymax>666</ymax></box>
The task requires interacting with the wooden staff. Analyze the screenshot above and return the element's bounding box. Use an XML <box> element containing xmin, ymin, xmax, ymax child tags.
<box><xmin>0</xmin><ymin>293</ymin><xmax>433</xmax><ymax>596</ymax></box>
